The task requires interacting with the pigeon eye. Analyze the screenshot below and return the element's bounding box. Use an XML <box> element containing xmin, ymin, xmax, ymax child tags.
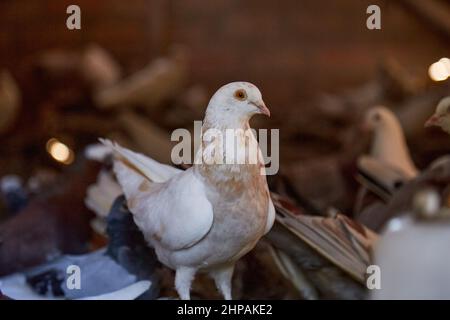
<box><xmin>234</xmin><ymin>89</ymin><xmax>247</xmax><ymax>101</ymax></box>
<box><xmin>373</xmin><ymin>113</ymin><xmax>381</xmax><ymax>122</ymax></box>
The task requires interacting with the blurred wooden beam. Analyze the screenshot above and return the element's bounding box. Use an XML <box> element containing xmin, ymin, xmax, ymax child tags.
<box><xmin>94</xmin><ymin>47</ymin><xmax>188</xmax><ymax>111</ymax></box>
<box><xmin>117</xmin><ymin>111</ymin><xmax>174</xmax><ymax>164</ymax></box>
<box><xmin>399</xmin><ymin>0</ymin><xmax>450</xmax><ymax>39</ymax></box>
<box><xmin>149</xmin><ymin>0</ymin><xmax>174</xmax><ymax>55</ymax></box>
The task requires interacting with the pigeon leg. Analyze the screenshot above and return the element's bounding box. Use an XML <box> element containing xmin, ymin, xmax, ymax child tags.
<box><xmin>175</xmin><ymin>267</ymin><xmax>197</xmax><ymax>300</ymax></box>
<box><xmin>210</xmin><ymin>263</ymin><xmax>235</xmax><ymax>300</ymax></box>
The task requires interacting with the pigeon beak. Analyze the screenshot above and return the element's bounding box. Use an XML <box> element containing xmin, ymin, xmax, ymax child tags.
<box><xmin>425</xmin><ymin>114</ymin><xmax>439</xmax><ymax>128</ymax></box>
<box><xmin>253</xmin><ymin>101</ymin><xmax>271</xmax><ymax>117</ymax></box>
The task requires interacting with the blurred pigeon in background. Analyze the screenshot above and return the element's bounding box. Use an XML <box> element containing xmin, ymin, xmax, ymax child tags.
<box><xmin>355</xmin><ymin>106</ymin><xmax>419</xmax><ymax>227</ymax></box>
<box><xmin>425</xmin><ymin>96</ymin><xmax>450</xmax><ymax>133</ymax></box>
<box><xmin>363</xmin><ymin>106</ymin><xmax>418</xmax><ymax>179</ymax></box>
<box><xmin>357</xmin><ymin>106</ymin><xmax>418</xmax><ymax>200</ymax></box>
<box><xmin>0</xmin><ymin>196</ymin><xmax>159</xmax><ymax>300</ymax></box>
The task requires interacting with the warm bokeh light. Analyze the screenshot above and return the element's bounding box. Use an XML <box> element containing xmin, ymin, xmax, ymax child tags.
<box><xmin>441</xmin><ymin>58</ymin><xmax>450</xmax><ymax>73</ymax></box>
<box><xmin>428</xmin><ymin>58</ymin><xmax>450</xmax><ymax>82</ymax></box>
<box><xmin>46</xmin><ymin>138</ymin><xmax>74</xmax><ymax>165</ymax></box>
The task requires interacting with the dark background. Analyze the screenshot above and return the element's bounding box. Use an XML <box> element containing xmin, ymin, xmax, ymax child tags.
<box><xmin>0</xmin><ymin>0</ymin><xmax>448</xmax><ymax>107</ymax></box>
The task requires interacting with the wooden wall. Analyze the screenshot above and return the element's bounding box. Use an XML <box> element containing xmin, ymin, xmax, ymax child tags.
<box><xmin>0</xmin><ymin>0</ymin><xmax>448</xmax><ymax>111</ymax></box>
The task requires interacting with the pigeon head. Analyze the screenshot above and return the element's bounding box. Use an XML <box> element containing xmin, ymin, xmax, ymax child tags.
<box><xmin>363</xmin><ymin>106</ymin><xmax>398</xmax><ymax>131</ymax></box>
<box><xmin>204</xmin><ymin>82</ymin><xmax>270</xmax><ymax>128</ymax></box>
<box><xmin>425</xmin><ymin>97</ymin><xmax>450</xmax><ymax>134</ymax></box>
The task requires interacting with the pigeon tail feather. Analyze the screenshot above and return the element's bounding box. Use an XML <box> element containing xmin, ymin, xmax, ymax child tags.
<box><xmin>99</xmin><ymin>138</ymin><xmax>180</xmax><ymax>183</ymax></box>
<box><xmin>113</xmin><ymin>160</ymin><xmax>146</xmax><ymax>201</ymax></box>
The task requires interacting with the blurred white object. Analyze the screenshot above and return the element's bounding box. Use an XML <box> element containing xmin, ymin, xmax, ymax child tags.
<box><xmin>84</xmin><ymin>143</ymin><xmax>114</xmax><ymax>162</ymax></box>
<box><xmin>85</xmin><ymin>170</ymin><xmax>122</xmax><ymax>234</ymax></box>
<box><xmin>85</xmin><ymin>170</ymin><xmax>122</xmax><ymax>218</ymax></box>
<box><xmin>372</xmin><ymin>189</ymin><xmax>450</xmax><ymax>299</ymax></box>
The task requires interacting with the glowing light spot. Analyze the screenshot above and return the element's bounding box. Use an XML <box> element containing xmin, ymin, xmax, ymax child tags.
<box><xmin>385</xmin><ymin>218</ymin><xmax>405</xmax><ymax>233</ymax></box>
<box><xmin>46</xmin><ymin>138</ymin><xmax>74</xmax><ymax>165</ymax></box>
<box><xmin>429</xmin><ymin>58</ymin><xmax>450</xmax><ymax>82</ymax></box>
<box><xmin>441</xmin><ymin>58</ymin><xmax>450</xmax><ymax>73</ymax></box>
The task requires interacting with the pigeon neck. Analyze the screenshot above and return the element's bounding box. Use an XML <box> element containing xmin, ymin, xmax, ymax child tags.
<box><xmin>202</xmin><ymin>116</ymin><xmax>250</xmax><ymax>131</ymax></box>
<box><xmin>202</xmin><ymin>102</ymin><xmax>253</xmax><ymax>130</ymax></box>
<box><xmin>194</xmin><ymin>119</ymin><xmax>263</xmax><ymax>181</ymax></box>
<box><xmin>201</xmin><ymin>121</ymin><xmax>251</xmax><ymax>135</ymax></box>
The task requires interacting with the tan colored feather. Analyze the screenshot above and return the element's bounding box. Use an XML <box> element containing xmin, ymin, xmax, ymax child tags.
<box><xmin>271</xmin><ymin>192</ymin><xmax>377</xmax><ymax>283</ymax></box>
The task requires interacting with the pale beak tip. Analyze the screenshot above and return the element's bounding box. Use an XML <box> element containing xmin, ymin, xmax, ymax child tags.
<box><xmin>258</xmin><ymin>102</ymin><xmax>271</xmax><ymax>117</ymax></box>
<box><xmin>425</xmin><ymin>115</ymin><xmax>438</xmax><ymax>128</ymax></box>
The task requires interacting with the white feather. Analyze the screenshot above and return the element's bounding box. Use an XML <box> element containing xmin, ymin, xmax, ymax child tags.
<box><xmin>99</xmin><ymin>138</ymin><xmax>180</xmax><ymax>183</ymax></box>
<box><xmin>123</xmin><ymin>165</ymin><xmax>214</xmax><ymax>251</ymax></box>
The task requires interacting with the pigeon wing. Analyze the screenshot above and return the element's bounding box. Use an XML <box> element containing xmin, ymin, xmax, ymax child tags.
<box><xmin>102</xmin><ymin>139</ymin><xmax>213</xmax><ymax>250</ymax></box>
<box><xmin>115</xmin><ymin>161</ymin><xmax>214</xmax><ymax>251</ymax></box>
<box><xmin>357</xmin><ymin>155</ymin><xmax>411</xmax><ymax>199</ymax></box>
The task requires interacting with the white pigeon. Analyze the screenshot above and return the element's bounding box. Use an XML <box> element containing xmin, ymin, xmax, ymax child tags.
<box><xmin>363</xmin><ymin>106</ymin><xmax>418</xmax><ymax>179</ymax></box>
<box><xmin>101</xmin><ymin>82</ymin><xmax>275</xmax><ymax>300</ymax></box>
<box><xmin>355</xmin><ymin>106</ymin><xmax>418</xmax><ymax>216</ymax></box>
<box><xmin>425</xmin><ymin>96</ymin><xmax>450</xmax><ymax>134</ymax></box>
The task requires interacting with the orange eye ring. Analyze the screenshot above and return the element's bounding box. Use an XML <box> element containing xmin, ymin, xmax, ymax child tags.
<box><xmin>234</xmin><ymin>89</ymin><xmax>247</xmax><ymax>101</ymax></box>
